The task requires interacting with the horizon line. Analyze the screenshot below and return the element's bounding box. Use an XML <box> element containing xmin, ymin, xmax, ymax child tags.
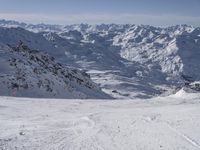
<box><xmin>0</xmin><ymin>13</ymin><xmax>200</xmax><ymax>27</ymax></box>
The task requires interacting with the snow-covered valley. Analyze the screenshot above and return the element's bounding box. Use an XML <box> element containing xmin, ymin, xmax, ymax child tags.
<box><xmin>0</xmin><ymin>0</ymin><xmax>200</xmax><ymax>148</ymax></box>
<box><xmin>0</xmin><ymin>20</ymin><xmax>200</xmax><ymax>99</ymax></box>
<box><xmin>0</xmin><ymin>91</ymin><xmax>200</xmax><ymax>150</ymax></box>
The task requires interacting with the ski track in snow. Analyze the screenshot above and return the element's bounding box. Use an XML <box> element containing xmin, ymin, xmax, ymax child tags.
<box><xmin>165</xmin><ymin>122</ymin><xmax>200</xmax><ymax>150</ymax></box>
<box><xmin>0</xmin><ymin>94</ymin><xmax>200</xmax><ymax>150</ymax></box>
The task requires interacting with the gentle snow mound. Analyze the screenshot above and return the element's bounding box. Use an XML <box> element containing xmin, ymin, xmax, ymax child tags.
<box><xmin>173</xmin><ymin>89</ymin><xmax>188</xmax><ymax>97</ymax></box>
<box><xmin>170</xmin><ymin>88</ymin><xmax>200</xmax><ymax>99</ymax></box>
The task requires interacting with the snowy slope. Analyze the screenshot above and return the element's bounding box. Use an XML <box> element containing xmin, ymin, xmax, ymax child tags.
<box><xmin>0</xmin><ymin>92</ymin><xmax>200</xmax><ymax>149</ymax></box>
<box><xmin>0</xmin><ymin>43</ymin><xmax>110</xmax><ymax>99</ymax></box>
<box><xmin>0</xmin><ymin>20</ymin><xmax>200</xmax><ymax>99</ymax></box>
<box><xmin>114</xmin><ymin>25</ymin><xmax>197</xmax><ymax>77</ymax></box>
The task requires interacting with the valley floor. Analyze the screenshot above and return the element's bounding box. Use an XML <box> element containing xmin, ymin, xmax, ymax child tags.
<box><xmin>0</xmin><ymin>91</ymin><xmax>200</xmax><ymax>150</ymax></box>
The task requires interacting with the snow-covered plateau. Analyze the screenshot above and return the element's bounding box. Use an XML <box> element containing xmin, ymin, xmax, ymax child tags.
<box><xmin>0</xmin><ymin>91</ymin><xmax>200</xmax><ymax>150</ymax></box>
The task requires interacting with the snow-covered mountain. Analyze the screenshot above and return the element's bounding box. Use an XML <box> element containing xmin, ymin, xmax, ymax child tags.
<box><xmin>0</xmin><ymin>19</ymin><xmax>200</xmax><ymax>99</ymax></box>
<box><xmin>0</xmin><ymin>42</ymin><xmax>110</xmax><ymax>99</ymax></box>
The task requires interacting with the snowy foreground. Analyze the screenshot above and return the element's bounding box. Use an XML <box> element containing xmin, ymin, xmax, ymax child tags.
<box><xmin>0</xmin><ymin>90</ymin><xmax>200</xmax><ymax>150</ymax></box>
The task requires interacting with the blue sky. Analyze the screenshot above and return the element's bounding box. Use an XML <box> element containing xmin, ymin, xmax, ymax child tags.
<box><xmin>0</xmin><ymin>0</ymin><xmax>200</xmax><ymax>26</ymax></box>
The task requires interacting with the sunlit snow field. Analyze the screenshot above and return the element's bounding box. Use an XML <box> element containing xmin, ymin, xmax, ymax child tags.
<box><xmin>1</xmin><ymin>90</ymin><xmax>200</xmax><ymax>150</ymax></box>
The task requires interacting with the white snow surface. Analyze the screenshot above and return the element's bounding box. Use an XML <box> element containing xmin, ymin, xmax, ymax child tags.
<box><xmin>0</xmin><ymin>92</ymin><xmax>200</xmax><ymax>150</ymax></box>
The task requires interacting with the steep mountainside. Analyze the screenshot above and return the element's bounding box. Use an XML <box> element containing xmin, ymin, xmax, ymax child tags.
<box><xmin>0</xmin><ymin>19</ymin><xmax>200</xmax><ymax>99</ymax></box>
<box><xmin>0</xmin><ymin>43</ymin><xmax>110</xmax><ymax>99</ymax></box>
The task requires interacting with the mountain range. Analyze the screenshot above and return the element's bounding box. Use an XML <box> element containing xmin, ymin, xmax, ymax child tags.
<box><xmin>0</xmin><ymin>19</ymin><xmax>200</xmax><ymax>99</ymax></box>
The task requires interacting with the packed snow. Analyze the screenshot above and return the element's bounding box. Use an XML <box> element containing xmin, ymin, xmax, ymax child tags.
<box><xmin>0</xmin><ymin>91</ymin><xmax>200</xmax><ymax>150</ymax></box>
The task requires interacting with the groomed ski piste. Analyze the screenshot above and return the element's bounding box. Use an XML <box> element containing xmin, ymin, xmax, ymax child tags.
<box><xmin>1</xmin><ymin>89</ymin><xmax>200</xmax><ymax>150</ymax></box>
